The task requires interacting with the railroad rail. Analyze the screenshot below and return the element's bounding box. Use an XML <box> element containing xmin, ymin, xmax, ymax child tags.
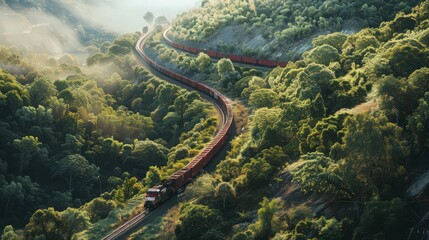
<box><xmin>163</xmin><ymin>27</ymin><xmax>288</xmax><ymax>68</ymax></box>
<box><xmin>102</xmin><ymin>31</ymin><xmax>234</xmax><ymax>239</ymax></box>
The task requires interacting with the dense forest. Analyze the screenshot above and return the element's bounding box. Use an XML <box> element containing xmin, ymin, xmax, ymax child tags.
<box><xmin>0</xmin><ymin>28</ymin><xmax>219</xmax><ymax>238</ymax></box>
<box><xmin>0</xmin><ymin>0</ymin><xmax>428</xmax><ymax>239</ymax></box>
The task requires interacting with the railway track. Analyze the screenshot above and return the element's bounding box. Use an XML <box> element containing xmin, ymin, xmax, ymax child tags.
<box><xmin>102</xmin><ymin>31</ymin><xmax>234</xmax><ymax>240</ymax></box>
<box><xmin>102</xmin><ymin>210</ymin><xmax>149</xmax><ymax>240</ymax></box>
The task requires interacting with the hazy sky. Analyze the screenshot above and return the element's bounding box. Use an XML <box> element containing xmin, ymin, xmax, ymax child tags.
<box><xmin>67</xmin><ymin>0</ymin><xmax>202</xmax><ymax>33</ymax></box>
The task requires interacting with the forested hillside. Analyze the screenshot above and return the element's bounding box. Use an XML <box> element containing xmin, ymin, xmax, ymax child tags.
<box><xmin>137</xmin><ymin>1</ymin><xmax>429</xmax><ymax>239</ymax></box>
<box><xmin>169</xmin><ymin>0</ymin><xmax>419</xmax><ymax>61</ymax></box>
<box><xmin>0</xmin><ymin>30</ymin><xmax>218</xmax><ymax>238</ymax></box>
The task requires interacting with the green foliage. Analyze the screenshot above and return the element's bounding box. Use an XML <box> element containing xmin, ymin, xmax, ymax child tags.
<box><xmin>291</xmin><ymin>216</ymin><xmax>343</xmax><ymax>240</ymax></box>
<box><xmin>407</xmin><ymin>92</ymin><xmax>429</xmax><ymax>151</ymax></box>
<box><xmin>61</xmin><ymin>208</ymin><xmax>91</xmax><ymax>240</ymax></box>
<box><xmin>303</xmin><ymin>44</ymin><xmax>340</xmax><ymax>66</ymax></box>
<box><xmin>250</xmin><ymin>198</ymin><xmax>284</xmax><ymax>239</ymax></box>
<box><xmin>215</xmin><ymin>182</ymin><xmax>236</xmax><ymax>210</ymax></box>
<box><xmin>240</xmin><ymin>158</ymin><xmax>273</xmax><ymax>187</ymax></box>
<box><xmin>291</xmin><ymin>152</ymin><xmax>351</xmax><ymax>197</ymax></box>
<box><xmin>81</xmin><ymin>197</ymin><xmax>116</xmax><ymax>223</ymax></box>
<box><xmin>171</xmin><ymin>0</ymin><xmax>418</xmax><ymax>47</ymax></box>
<box><xmin>144</xmin><ymin>166</ymin><xmax>162</xmax><ymax>188</ymax></box>
<box><xmin>1</xmin><ymin>225</ymin><xmax>18</xmax><ymax>240</ymax></box>
<box><xmin>113</xmin><ymin>177</ymin><xmax>143</xmax><ymax>203</ymax></box>
<box><xmin>25</xmin><ymin>207</ymin><xmax>63</xmax><ymax>240</ymax></box>
<box><xmin>175</xmin><ymin>204</ymin><xmax>223</xmax><ymax>240</ymax></box>
<box><xmin>25</xmin><ymin>207</ymin><xmax>91</xmax><ymax>240</ymax></box>
<box><xmin>53</xmin><ymin>154</ymin><xmax>99</xmax><ymax>193</ymax></box>
<box><xmin>332</xmin><ymin>114</ymin><xmax>407</xmax><ymax>199</ymax></box>
<box><xmin>183</xmin><ymin>174</ymin><xmax>216</xmax><ymax>203</ymax></box>
<box><xmin>217</xmin><ymin>58</ymin><xmax>241</xmax><ymax>88</ymax></box>
<box><xmin>313</xmin><ymin>32</ymin><xmax>348</xmax><ymax>51</ymax></box>
<box><xmin>353</xmin><ymin>198</ymin><xmax>406</xmax><ymax>240</ymax></box>
<box><xmin>29</xmin><ymin>78</ymin><xmax>57</xmax><ymax>106</ymax></box>
<box><xmin>196</xmin><ymin>52</ymin><xmax>212</xmax><ymax>73</ymax></box>
<box><xmin>386</xmin><ymin>42</ymin><xmax>428</xmax><ymax>77</ymax></box>
<box><xmin>127</xmin><ymin>139</ymin><xmax>168</xmax><ymax>175</ymax></box>
<box><xmin>249</xmin><ymin>89</ymin><xmax>279</xmax><ymax>108</ymax></box>
<box><xmin>13</xmin><ymin>136</ymin><xmax>42</xmax><ymax>176</ymax></box>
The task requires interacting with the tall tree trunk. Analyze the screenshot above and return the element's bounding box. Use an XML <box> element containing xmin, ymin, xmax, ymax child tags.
<box><xmin>223</xmin><ymin>196</ymin><xmax>226</xmax><ymax>210</ymax></box>
<box><xmin>69</xmin><ymin>176</ymin><xmax>73</xmax><ymax>193</ymax></box>
<box><xmin>19</xmin><ymin>154</ymin><xmax>25</xmax><ymax>176</ymax></box>
<box><xmin>4</xmin><ymin>197</ymin><xmax>10</xmax><ymax>217</ymax></box>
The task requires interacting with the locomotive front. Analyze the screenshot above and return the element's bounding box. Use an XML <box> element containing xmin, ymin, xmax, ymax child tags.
<box><xmin>144</xmin><ymin>184</ymin><xmax>172</xmax><ymax>208</ymax></box>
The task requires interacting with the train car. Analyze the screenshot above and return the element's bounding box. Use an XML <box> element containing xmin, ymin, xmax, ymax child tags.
<box><xmin>144</xmin><ymin>182</ymin><xmax>173</xmax><ymax>208</ymax></box>
<box><xmin>189</xmin><ymin>47</ymin><xmax>199</xmax><ymax>54</ymax></box>
<box><xmin>207</xmin><ymin>50</ymin><xmax>217</xmax><ymax>58</ymax></box>
<box><xmin>242</xmin><ymin>56</ymin><xmax>258</xmax><ymax>64</ymax></box>
<box><xmin>278</xmin><ymin>62</ymin><xmax>288</xmax><ymax>68</ymax></box>
<box><xmin>170</xmin><ymin>168</ymin><xmax>192</xmax><ymax>190</ymax></box>
<box><xmin>229</xmin><ymin>54</ymin><xmax>242</xmax><ymax>62</ymax></box>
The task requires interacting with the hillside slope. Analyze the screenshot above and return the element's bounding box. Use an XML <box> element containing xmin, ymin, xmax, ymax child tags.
<box><xmin>169</xmin><ymin>0</ymin><xmax>420</xmax><ymax>61</ymax></box>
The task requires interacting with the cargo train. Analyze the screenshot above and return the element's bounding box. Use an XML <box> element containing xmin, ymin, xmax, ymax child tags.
<box><xmin>136</xmin><ymin>32</ymin><xmax>234</xmax><ymax>208</ymax></box>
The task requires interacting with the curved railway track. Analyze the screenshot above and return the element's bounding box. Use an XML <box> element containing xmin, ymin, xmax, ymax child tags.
<box><xmin>102</xmin><ymin>31</ymin><xmax>234</xmax><ymax>239</ymax></box>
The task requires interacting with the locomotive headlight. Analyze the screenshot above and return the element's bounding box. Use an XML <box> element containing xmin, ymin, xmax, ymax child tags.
<box><xmin>145</xmin><ymin>197</ymin><xmax>156</xmax><ymax>201</ymax></box>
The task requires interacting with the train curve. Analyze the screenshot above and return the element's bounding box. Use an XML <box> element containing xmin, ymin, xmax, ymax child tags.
<box><xmin>102</xmin><ymin>31</ymin><xmax>234</xmax><ymax>240</ymax></box>
<box><xmin>163</xmin><ymin>27</ymin><xmax>288</xmax><ymax>68</ymax></box>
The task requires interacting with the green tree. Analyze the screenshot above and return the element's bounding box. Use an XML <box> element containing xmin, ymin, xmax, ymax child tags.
<box><xmin>183</xmin><ymin>174</ymin><xmax>216</xmax><ymax>203</ymax></box>
<box><xmin>407</xmin><ymin>93</ymin><xmax>429</xmax><ymax>151</ymax></box>
<box><xmin>291</xmin><ymin>152</ymin><xmax>352</xmax><ymax>198</ymax></box>
<box><xmin>175</xmin><ymin>204</ymin><xmax>222</xmax><ymax>240</ymax></box>
<box><xmin>114</xmin><ymin>177</ymin><xmax>143</xmax><ymax>202</ymax></box>
<box><xmin>82</xmin><ymin>197</ymin><xmax>117</xmax><ymax>222</ymax></box>
<box><xmin>250</xmin><ymin>198</ymin><xmax>284</xmax><ymax>239</ymax></box>
<box><xmin>196</xmin><ymin>52</ymin><xmax>211</xmax><ymax>73</ymax></box>
<box><xmin>241</xmin><ymin>158</ymin><xmax>272</xmax><ymax>187</ymax></box>
<box><xmin>249</xmin><ymin>89</ymin><xmax>280</xmax><ymax>108</ymax></box>
<box><xmin>130</xmin><ymin>140</ymin><xmax>168</xmax><ymax>172</ymax></box>
<box><xmin>387</xmin><ymin>42</ymin><xmax>427</xmax><ymax>77</ymax></box>
<box><xmin>353</xmin><ymin>198</ymin><xmax>406</xmax><ymax>240</ymax></box>
<box><xmin>215</xmin><ymin>182</ymin><xmax>236</xmax><ymax>210</ymax></box>
<box><xmin>217</xmin><ymin>58</ymin><xmax>235</xmax><ymax>77</ymax></box>
<box><xmin>1</xmin><ymin>181</ymin><xmax>24</xmax><ymax>218</ymax></box>
<box><xmin>13</xmin><ymin>136</ymin><xmax>42</xmax><ymax>176</ymax></box>
<box><xmin>143</xmin><ymin>11</ymin><xmax>155</xmax><ymax>25</ymax></box>
<box><xmin>334</xmin><ymin>114</ymin><xmax>407</xmax><ymax>199</ymax></box>
<box><xmin>61</xmin><ymin>208</ymin><xmax>91</xmax><ymax>240</ymax></box>
<box><xmin>293</xmin><ymin>216</ymin><xmax>343</xmax><ymax>240</ymax></box>
<box><xmin>25</xmin><ymin>208</ymin><xmax>63</xmax><ymax>240</ymax></box>
<box><xmin>155</xmin><ymin>16</ymin><xmax>168</xmax><ymax>26</ymax></box>
<box><xmin>1</xmin><ymin>225</ymin><xmax>18</xmax><ymax>240</ymax></box>
<box><xmin>144</xmin><ymin>166</ymin><xmax>162</xmax><ymax>187</ymax></box>
<box><xmin>303</xmin><ymin>44</ymin><xmax>340</xmax><ymax>66</ymax></box>
<box><xmin>53</xmin><ymin>154</ymin><xmax>99</xmax><ymax>193</ymax></box>
<box><xmin>29</xmin><ymin>78</ymin><xmax>57</xmax><ymax>106</ymax></box>
<box><xmin>312</xmin><ymin>32</ymin><xmax>348</xmax><ymax>51</ymax></box>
